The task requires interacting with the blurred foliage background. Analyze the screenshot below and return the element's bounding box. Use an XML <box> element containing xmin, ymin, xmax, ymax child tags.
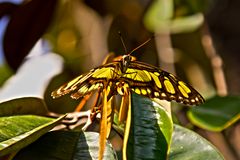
<box><xmin>0</xmin><ymin>0</ymin><xmax>239</xmax><ymax>159</ymax></box>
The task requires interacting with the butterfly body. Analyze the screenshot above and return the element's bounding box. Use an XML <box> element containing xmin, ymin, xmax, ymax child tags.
<box><xmin>52</xmin><ymin>54</ymin><xmax>204</xmax><ymax>106</ymax></box>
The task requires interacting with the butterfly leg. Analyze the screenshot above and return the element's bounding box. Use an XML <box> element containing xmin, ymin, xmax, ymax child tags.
<box><xmin>116</xmin><ymin>81</ymin><xmax>131</xmax><ymax>122</ymax></box>
<box><xmin>75</xmin><ymin>93</ymin><xmax>93</xmax><ymax>112</ymax></box>
<box><xmin>116</xmin><ymin>81</ymin><xmax>132</xmax><ymax>160</ymax></box>
<box><xmin>81</xmin><ymin>88</ymin><xmax>103</xmax><ymax>130</ymax></box>
<box><xmin>110</xmin><ymin>67</ymin><xmax>121</xmax><ymax>79</ymax></box>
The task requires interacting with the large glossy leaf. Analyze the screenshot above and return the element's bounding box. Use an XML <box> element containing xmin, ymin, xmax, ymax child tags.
<box><xmin>3</xmin><ymin>0</ymin><xmax>58</xmax><ymax>70</ymax></box>
<box><xmin>169</xmin><ymin>124</ymin><xmax>224</xmax><ymax>160</ymax></box>
<box><xmin>0</xmin><ymin>115</ymin><xmax>65</xmax><ymax>157</ymax></box>
<box><xmin>127</xmin><ymin>93</ymin><xmax>173</xmax><ymax>160</ymax></box>
<box><xmin>0</xmin><ymin>97</ymin><xmax>48</xmax><ymax>116</ymax></box>
<box><xmin>187</xmin><ymin>96</ymin><xmax>240</xmax><ymax>131</ymax></box>
<box><xmin>14</xmin><ymin>131</ymin><xmax>117</xmax><ymax>160</ymax></box>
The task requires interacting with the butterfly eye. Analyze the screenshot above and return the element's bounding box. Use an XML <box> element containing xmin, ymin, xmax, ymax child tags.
<box><xmin>123</xmin><ymin>55</ymin><xmax>131</xmax><ymax>62</ymax></box>
<box><xmin>129</xmin><ymin>56</ymin><xmax>133</xmax><ymax>61</ymax></box>
<box><xmin>122</xmin><ymin>55</ymin><xmax>127</xmax><ymax>61</ymax></box>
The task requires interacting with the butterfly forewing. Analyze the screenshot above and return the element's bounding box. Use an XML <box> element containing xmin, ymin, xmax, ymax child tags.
<box><xmin>51</xmin><ymin>74</ymin><xmax>87</xmax><ymax>98</ymax></box>
<box><xmin>125</xmin><ymin>61</ymin><xmax>204</xmax><ymax>105</ymax></box>
<box><xmin>51</xmin><ymin>62</ymin><xmax>120</xmax><ymax>99</ymax></box>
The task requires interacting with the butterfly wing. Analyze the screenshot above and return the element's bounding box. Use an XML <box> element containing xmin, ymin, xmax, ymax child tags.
<box><xmin>121</xmin><ymin>61</ymin><xmax>204</xmax><ymax>105</ymax></box>
<box><xmin>51</xmin><ymin>58</ymin><xmax>204</xmax><ymax>105</ymax></box>
<box><xmin>51</xmin><ymin>62</ymin><xmax>121</xmax><ymax>99</ymax></box>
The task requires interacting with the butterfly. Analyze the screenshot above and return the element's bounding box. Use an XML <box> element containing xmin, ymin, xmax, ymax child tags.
<box><xmin>51</xmin><ymin>38</ymin><xmax>204</xmax><ymax>106</ymax></box>
<box><xmin>51</xmin><ymin>36</ymin><xmax>205</xmax><ymax>160</ymax></box>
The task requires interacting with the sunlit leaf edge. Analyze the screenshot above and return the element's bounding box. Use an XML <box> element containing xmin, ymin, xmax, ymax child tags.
<box><xmin>187</xmin><ymin>111</ymin><xmax>240</xmax><ymax>132</ymax></box>
<box><xmin>187</xmin><ymin>95</ymin><xmax>240</xmax><ymax>131</ymax></box>
<box><xmin>0</xmin><ymin>114</ymin><xmax>65</xmax><ymax>156</ymax></box>
<box><xmin>0</xmin><ymin>97</ymin><xmax>48</xmax><ymax>116</ymax></box>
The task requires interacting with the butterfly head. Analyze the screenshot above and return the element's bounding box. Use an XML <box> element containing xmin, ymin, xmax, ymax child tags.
<box><xmin>122</xmin><ymin>54</ymin><xmax>132</xmax><ymax>73</ymax></box>
<box><xmin>118</xmin><ymin>32</ymin><xmax>153</xmax><ymax>73</ymax></box>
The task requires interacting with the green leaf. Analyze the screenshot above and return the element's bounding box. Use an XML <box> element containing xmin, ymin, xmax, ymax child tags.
<box><xmin>13</xmin><ymin>131</ymin><xmax>118</xmax><ymax>160</ymax></box>
<box><xmin>0</xmin><ymin>97</ymin><xmax>48</xmax><ymax>116</ymax></box>
<box><xmin>144</xmin><ymin>0</ymin><xmax>204</xmax><ymax>33</ymax></box>
<box><xmin>169</xmin><ymin>124</ymin><xmax>224</xmax><ymax>160</ymax></box>
<box><xmin>0</xmin><ymin>115</ymin><xmax>65</xmax><ymax>157</ymax></box>
<box><xmin>169</xmin><ymin>13</ymin><xmax>204</xmax><ymax>33</ymax></box>
<box><xmin>145</xmin><ymin>0</ymin><xmax>173</xmax><ymax>20</ymax></box>
<box><xmin>127</xmin><ymin>93</ymin><xmax>173</xmax><ymax>160</ymax></box>
<box><xmin>187</xmin><ymin>96</ymin><xmax>240</xmax><ymax>131</ymax></box>
<box><xmin>144</xmin><ymin>0</ymin><xmax>173</xmax><ymax>32</ymax></box>
<box><xmin>0</xmin><ymin>63</ymin><xmax>13</xmax><ymax>87</ymax></box>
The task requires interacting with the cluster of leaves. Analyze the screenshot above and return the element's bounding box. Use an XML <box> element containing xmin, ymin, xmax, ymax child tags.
<box><xmin>0</xmin><ymin>0</ymin><xmax>239</xmax><ymax>160</ymax></box>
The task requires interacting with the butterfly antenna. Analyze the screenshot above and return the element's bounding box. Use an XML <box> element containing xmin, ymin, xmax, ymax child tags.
<box><xmin>118</xmin><ymin>31</ymin><xmax>128</xmax><ymax>53</ymax></box>
<box><xmin>128</xmin><ymin>35</ymin><xmax>154</xmax><ymax>55</ymax></box>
